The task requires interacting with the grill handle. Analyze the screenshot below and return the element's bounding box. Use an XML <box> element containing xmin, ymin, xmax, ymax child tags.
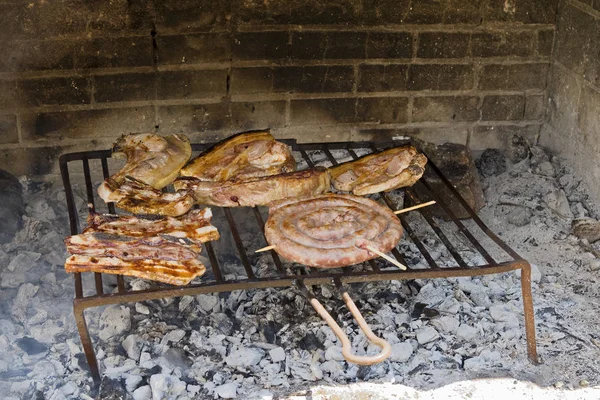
<box><xmin>302</xmin><ymin>280</ymin><xmax>392</xmax><ymax>365</ymax></box>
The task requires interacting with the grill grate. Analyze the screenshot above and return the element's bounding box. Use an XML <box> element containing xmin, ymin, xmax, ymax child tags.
<box><xmin>59</xmin><ymin>139</ymin><xmax>538</xmax><ymax>384</ymax></box>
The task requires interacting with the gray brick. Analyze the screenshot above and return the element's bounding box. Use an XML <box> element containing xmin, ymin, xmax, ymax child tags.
<box><xmin>478</xmin><ymin>63</ymin><xmax>548</xmax><ymax>90</ymax></box>
<box><xmin>537</xmin><ymin>29</ymin><xmax>555</xmax><ymax>57</ymax></box>
<box><xmin>272</xmin><ymin>66</ymin><xmax>354</xmax><ymax>93</ymax></box>
<box><xmin>291</xmin><ymin>32</ymin><xmax>366</xmax><ymax>59</ymax></box>
<box><xmin>0</xmin><ymin>80</ymin><xmax>19</xmax><ymax>109</ymax></box>
<box><xmin>0</xmin><ymin>40</ymin><xmax>75</xmax><ymax>72</ymax></box>
<box><xmin>158</xmin><ymin>103</ymin><xmax>230</xmax><ymax>134</ymax></box>
<box><xmin>87</xmin><ymin>0</ymin><xmax>155</xmax><ymax>32</ymax></box>
<box><xmin>555</xmin><ymin>3</ymin><xmax>596</xmax><ymax>76</ymax></box>
<box><xmin>231</xmin><ymin>68</ymin><xmax>273</xmax><ymax>95</ymax></box>
<box><xmin>75</xmin><ymin>37</ymin><xmax>154</xmax><ymax>69</ymax></box>
<box><xmin>358</xmin><ymin>65</ymin><xmax>408</xmax><ymax>92</ymax></box>
<box><xmin>443</xmin><ymin>0</ymin><xmax>483</xmax><ymax>24</ymax></box>
<box><xmin>403</xmin><ymin>0</ymin><xmax>444</xmax><ymax>23</ymax></box>
<box><xmin>0</xmin><ymin>1</ymin><xmax>87</xmax><ymax>40</ymax></box>
<box><xmin>158</xmin><ymin>33</ymin><xmax>231</xmax><ymax>65</ymax></box>
<box><xmin>577</xmin><ymin>86</ymin><xmax>600</xmax><ymax>146</ymax></box>
<box><xmin>417</xmin><ymin>32</ymin><xmax>470</xmax><ymax>58</ymax></box>
<box><xmin>358</xmin><ymin>126</ymin><xmax>469</xmax><ymax>145</ymax></box>
<box><xmin>290</xmin><ymin>98</ymin><xmax>356</xmax><ymax>125</ymax></box>
<box><xmin>408</xmin><ymin>64</ymin><xmax>473</xmax><ymax>91</ymax></box>
<box><xmin>235</xmin><ymin>0</ymin><xmax>290</xmax><ymax>24</ymax></box>
<box><xmin>483</xmin><ymin>0</ymin><xmax>558</xmax><ymax>24</ymax></box>
<box><xmin>157</xmin><ymin>70</ymin><xmax>227</xmax><ymax>100</ymax></box>
<box><xmin>362</xmin><ymin>0</ymin><xmax>410</xmax><ymax>24</ymax></box>
<box><xmin>94</xmin><ymin>73</ymin><xmax>156</xmax><ymax>103</ymax></box>
<box><xmin>0</xmin><ymin>115</ymin><xmax>18</xmax><ymax>144</ymax></box>
<box><xmin>471</xmin><ymin>32</ymin><xmax>535</xmax><ymax>58</ymax></box>
<box><xmin>0</xmin><ymin>146</ymin><xmax>67</xmax><ymax>177</ymax></box>
<box><xmin>288</xmin><ymin>0</ymin><xmax>362</xmax><ymax>24</ymax></box>
<box><xmin>154</xmin><ymin>0</ymin><xmax>229</xmax><ymax>32</ymax></box>
<box><xmin>366</xmin><ymin>32</ymin><xmax>413</xmax><ymax>59</ymax></box>
<box><xmin>20</xmin><ymin>107</ymin><xmax>156</xmax><ymax>140</ymax></box>
<box><xmin>481</xmin><ymin>95</ymin><xmax>525</xmax><ymax>121</ymax></box>
<box><xmin>524</xmin><ymin>94</ymin><xmax>545</xmax><ymax>120</ymax></box>
<box><xmin>357</xmin><ymin>97</ymin><xmax>409</xmax><ymax>123</ymax></box>
<box><xmin>19</xmin><ymin>77</ymin><xmax>91</xmax><ymax>107</ymax></box>
<box><xmin>412</xmin><ymin>96</ymin><xmax>480</xmax><ymax>122</ymax></box>
<box><xmin>230</xmin><ymin>101</ymin><xmax>287</xmax><ymax>131</ymax></box>
<box><xmin>233</xmin><ymin>32</ymin><xmax>290</xmax><ymax>61</ymax></box>
<box><xmin>546</xmin><ymin>66</ymin><xmax>581</xmax><ymax>135</ymax></box>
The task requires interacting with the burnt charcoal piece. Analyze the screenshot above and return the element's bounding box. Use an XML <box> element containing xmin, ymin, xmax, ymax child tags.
<box><xmin>98</xmin><ymin>377</ymin><xmax>129</xmax><ymax>400</ymax></box>
<box><xmin>509</xmin><ymin>134</ymin><xmax>532</xmax><ymax>163</ymax></box>
<box><xmin>412</xmin><ymin>140</ymin><xmax>485</xmax><ymax>219</ymax></box>
<box><xmin>476</xmin><ymin>148</ymin><xmax>507</xmax><ymax>178</ymax></box>
<box><xmin>0</xmin><ymin>169</ymin><xmax>24</xmax><ymax>244</ymax></box>
<box><xmin>411</xmin><ymin>302</ymin><xmax>438</xmax><ymax>319</ymax></box>
<box><xmin>16</xmin><ymin>337</ymin><xmax>48</xmax><ymax>355</ymax></box>
<box><xmin>298</xmin><ymin>332</ymin><xmax>323</xmax><ymax>351</ymax></box>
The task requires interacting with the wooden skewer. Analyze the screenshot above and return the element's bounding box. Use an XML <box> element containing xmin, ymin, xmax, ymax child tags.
<box><xmin>394</xmin><ymin>200</ymin><xmax>436</xmax><ymax>214</ymax></box>
<box><xmin>364</xmin><ymin>245</ymin><xmax>407</xmax><ymax>270</ymax></box>
<box><xmin>255</xmin><ymin>244</ymin><xmax>276</xmax><ymax>253</ymax></box>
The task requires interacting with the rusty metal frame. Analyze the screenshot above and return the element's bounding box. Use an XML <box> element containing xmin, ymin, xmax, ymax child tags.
<box><xmin>59</xmin><ymin>139</ymin><xmax>538</xmax><ymax>385</ymax></box>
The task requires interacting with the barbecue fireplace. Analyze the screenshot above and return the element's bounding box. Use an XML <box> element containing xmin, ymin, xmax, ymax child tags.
<box><xmin>1</xmin><ymin>0</ymin><xmax>600</xmax><ymax>398</ymax></box>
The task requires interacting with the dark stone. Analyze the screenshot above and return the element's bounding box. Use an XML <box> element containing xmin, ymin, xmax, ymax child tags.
<box><xmin>471</xmin><ymin>32</ymin><xmax>535</xmax><ymax>58</ymax></box>
<box><xmin>94</xmin><ymin>73</ymin><xmax>156</xmax><ymax>103</ymax></box>
<box><xmin>157</xmin><ymin>70</ymin><xmax>227</xmax><ymax>100</ymax></box>
<box><xmin>261</xmin><ymin>320</ymin><xmax>279</xmax><ymax>343</ymax></box>
<box><xmin>164</xmin><ymin>348</ymin><xmax>193</xmax><ymax>369</ymax></box>
<box><xmin>157</xmin><ymin>103</ymin><xmax>230</xmax><ymax>134</ymax></box>
<box><xmin>21</xmin><ymin>107</ymin><xmax>155</xmax><ymax>141</ymax></box>
<box><xmin>298</xmin><ymin>332</ymin><xmax>323</xmax><ymax>351</ymax></box>
<box><xmin>411</xmin><ymin>302</ymin><xmax>427</xmax><ymax>319</ymax></box>
<box><xmin>0</xmin><ymin>115</ymin><xmax>18</xmax><ymax>145</ymax></box>
<box><xmin>483</xmin><ymin>0</ymin><xmax>558</xmax><ymax>24</ymax></box>
<box><xmin>356</xmin><ymin>365</ymin><xmax>373</xmax><ymax>380</ymax></box>
<box><xmin>537</xmin><ymin>29</ymin><xmax>555</xmax><ymax>57</ymax></box>
<box><xmin>0</xmin><ymin>169</ymin><xmax>24</xmax><ymax>244</ymax></box>
<box><xmin>0</xmin><ymin>39</ymin><xmax>75</xmax><ymax>72</ymax></box>
<box><xmin>358</xmin><ymin>65</ymin><xmax>408</xmax><ymax>92</ymax></box>
<box><xmin>230</xmin><ymin>101</ymin><xmax>287</xmax><ymax>131</ymax></box>
<box><xmin>478</xmin><ymin>63</ymin><xmax>549</xmax><ymax>90</ymax></box>
<box><xmin>412</xmin><ymin>96</ymin><xmax>479</xmax><ymax>122</ymax></box>
<box><xmin>408</xmin><ymin>64</ymin><xmax>473</xmax><ymax>91</ymax></box>
<box><xmin>233</xmin><ymin>32</ymin><xmax>290</xmax><ymax>61</ymax></box>
<box><xmin>290</xmin><ymin>98</ymin><xmax>356</xmax><ymax>125</ymax></box>
<box><xmin>358</xmin><ymin>97</ymin><xmax>409</xmax><ymax>123</ymax></box>
<box><xmin>75</xmin><ymin>37</ymin><xmax>154</xmax><ymax>69</ymax></box>
<box><xmin>414</xmin><ymin>140</ymin><xmax>486</xmax><ymax>219</ymax></box>
<box><xmin>154</xmin><ymin>0</ymin><xmax>229</xmax><ymax>32</ymax></box>
<box><xmin>417</xmin><ymin>32</ymin><xmax>470</xmax><ymax>58</ymax></box>
<box><xmin>291</xmin><ymin>32</ymin><xmax>366</xmax><ymax>59</ymax></box>
<box><xmin>16</xmin><ymin>337</ymin><xmax>48</xmax><ymax>355</ymax></box>
<box><xmin>272</xmin><ymin>66</ymin><xmax>355</xmax><ymax>93</ymax></box>
<box><xmin>98</xmin><ymin>377</ymin><xmax>131</xmax><ymax>400</ymax></box>
<box><xmin>476</xmin><ymin>149</ymin><xmax>507</xmax><ymax>178</ymax></box>
<box><xmin>366</xmin><ymin>32</ymin><xmax>413</xmax><ymax>58</ymax></box>
<box><xmin>19</xmin><ymin>77</ymin><xmax>91</xmax><ymax>107</ymax></box>
<box><xmin>158</xmin><ymin>33</ymin><xmax>231</xmax><ymax>65</ymax></box>
<box><xmin>481</xmin><ymin>95</ymin><xmax>525</xmax><ymax>121</ymax></box>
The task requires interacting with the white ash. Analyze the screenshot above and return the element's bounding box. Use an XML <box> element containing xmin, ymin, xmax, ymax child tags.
<box><xmin>1</xmin><ymin>147</ymin><xmax>600</xmax><ymax>398</ymax></box>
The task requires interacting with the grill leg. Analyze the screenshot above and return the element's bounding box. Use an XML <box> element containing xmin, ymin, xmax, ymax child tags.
<box><xmin>520</xmin><ymin>263</ymin><xmax>539</xmax><ymax>364</ymax></box>
<box><xmin>74</xmin><ymin>302</ymin><xmax>102</xmax><ymax>384</ymax></box>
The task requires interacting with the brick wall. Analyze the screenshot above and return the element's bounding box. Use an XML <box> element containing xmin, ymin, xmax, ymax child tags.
<box><xmin>541</xmin><ymin>0</ymin><xmax>600</xmax><ymax>202</ymax></box>
<box><xmin>0</xmin><ymin>0</ymin><xmax>556</xmax><ymax>176</ymax></box>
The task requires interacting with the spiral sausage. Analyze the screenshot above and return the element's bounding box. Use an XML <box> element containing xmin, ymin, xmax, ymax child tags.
<box><xmin>265</xmin><ymin>194</ymin><xmax>403</xmax><ymax>268</ymax></box>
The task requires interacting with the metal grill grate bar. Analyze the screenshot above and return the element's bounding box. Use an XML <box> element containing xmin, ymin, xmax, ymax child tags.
<box><xmin>223</xmin><ymin>208</ymin><xmax>256</xmax><ymax>280</ymax></box>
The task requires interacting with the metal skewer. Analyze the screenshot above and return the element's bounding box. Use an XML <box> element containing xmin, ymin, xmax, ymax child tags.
<box><xmin>364</xmin><ymin>245</ymin><xmax>407</xmax><ymax>270</ymax></box>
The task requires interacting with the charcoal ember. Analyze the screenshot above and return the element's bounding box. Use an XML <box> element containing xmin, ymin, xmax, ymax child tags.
<box><xmin>476</xmin><ymin>149</ymin><xmax>507</xmax><ymax>178</ymax></box>
<box><xmin>508</xmin><ymin>134</ymin><xmax>531</xmax><ymax>163</ymax></box>
<box><xmin>298</xmin><ymin>332</ymin><xmax>323</xmax><ymax>351</ymax></box>
<box><xmin>16</xmin><ymin>337</ymin><xmax>47</xmax><ymax>356</ymax></box>
<box><xmin>0</xmin><ymin>170</ymin><xmax>24</xmax><ymax>245</ymax></box>
<box><xmin>98</xmin><ymin>377</ymin><xmax>129</xmax><ymax>400</ymax></box>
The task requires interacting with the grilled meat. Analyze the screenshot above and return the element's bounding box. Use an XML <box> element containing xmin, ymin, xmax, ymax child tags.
<box><xmin>265</xmin><ymin>194</ymin><xmax>403</xmax><ymax>268</ymax></box>
<box><xmin>176</xmin><ymin>167</ymin><xmax>331</xmax><ymax>207</ymax></box>
<box><xmin>180</xmin><ymin>131</ymin><xmax>296</xmax><ymax>182</ymax></box>
<box><xmin>329</xmin><ymin>146</ymin><xmax>427</xmax><ymax>195</ymax></box>
<box><xmin>65</xmin><ymin>255</ymin><xmax>206</xmax><ymax>286</ymax></box>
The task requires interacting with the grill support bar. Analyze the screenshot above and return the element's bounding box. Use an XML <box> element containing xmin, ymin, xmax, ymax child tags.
<box><xmin>60</xmin><ymin>140</ymin><xmax>538</xmax><ymax>386</ymax></box>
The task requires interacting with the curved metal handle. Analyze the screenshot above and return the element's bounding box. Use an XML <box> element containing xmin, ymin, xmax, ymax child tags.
<box><xmin>308</xmin><ymin>291</ymin><xmax>392</xmax><ymax>365</ymax></box>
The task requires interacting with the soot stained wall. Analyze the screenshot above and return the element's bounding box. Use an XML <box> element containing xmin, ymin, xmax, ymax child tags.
<box><xmin>0</xmin><ymin>0</ymin><xmax>556</xmax><ymax>176</ymax></box>
<box><xmin>541</xmin><ymin>0</ymin><xmax>600</xmax><ymax>202</ymax></box>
